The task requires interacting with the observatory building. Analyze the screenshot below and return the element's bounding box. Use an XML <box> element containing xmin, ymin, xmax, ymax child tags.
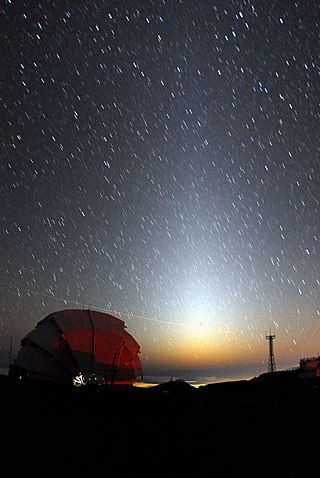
<box><xmin>298</xmin><ymin>356</ymin><xmax>320</xmax><ymax>378</ymax></box>
<box><xmin>9</xmin><ymin>309</ymin><xmax>143</xmax><ymax>387</ymax></box>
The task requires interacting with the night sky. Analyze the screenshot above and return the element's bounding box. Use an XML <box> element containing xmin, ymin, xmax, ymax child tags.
<box><xmin>1</xmin><ymin>1</ymin><xmax>319</xmax><ymax>384</ymax></box>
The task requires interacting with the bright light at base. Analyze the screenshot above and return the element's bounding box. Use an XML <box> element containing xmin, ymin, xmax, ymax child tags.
<box><xmin>73</xmin><ymin>373</ymin><xmax>85</xmax><ymax>387</ymax></box>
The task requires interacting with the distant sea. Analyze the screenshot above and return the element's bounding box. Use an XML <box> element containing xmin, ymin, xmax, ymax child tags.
<box><xmin>136</xmin><ymin>366</ymin><xmax>262</xmax><ymax>387</ymax></box>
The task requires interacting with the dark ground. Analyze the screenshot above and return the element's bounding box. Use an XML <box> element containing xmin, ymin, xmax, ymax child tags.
<box><xmin>1</xmin><ymin>371</ymin><xmax>320</xmax><ymax>477</ymax></box>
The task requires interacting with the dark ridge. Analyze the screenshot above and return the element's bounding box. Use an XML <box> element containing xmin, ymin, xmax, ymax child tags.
<box><xmin>1</xmin><ymin>373</ymin><xmax>320</xmax><ymax>477</ymax></box>
<box><xmin>148</xmin><ymin>378</ymin><xmax>197</xmax><ymax>394</ymax></box>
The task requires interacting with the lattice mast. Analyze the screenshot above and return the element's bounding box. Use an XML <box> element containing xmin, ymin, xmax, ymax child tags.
<box><xmin>266</xmin><ymin>332</ymin><xmax>276</xmax><ymax>373</ymax></box>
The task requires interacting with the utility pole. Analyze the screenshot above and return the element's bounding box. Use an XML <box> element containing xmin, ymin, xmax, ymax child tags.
<box><xmin>266</xmin><ymin>332</ymin><xmax>276</xmax><ymax>373</ymax></box>
<box><xmin>8</xmin><ymin>337</ymin><xmax>13</xmax><ymax>368</ymax></box>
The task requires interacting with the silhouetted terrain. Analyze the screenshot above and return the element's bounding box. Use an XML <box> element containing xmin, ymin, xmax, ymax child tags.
<box><xmin>1</xmin><ymin>371</ymin><xmax>320</xmax><ymax>477</ymax></box>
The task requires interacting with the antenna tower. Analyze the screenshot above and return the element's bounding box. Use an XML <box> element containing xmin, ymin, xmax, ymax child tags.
<box><xmin>266</xmin><ymin>332</ymin><xmax>276</xmax><ymax>373</ymax></box>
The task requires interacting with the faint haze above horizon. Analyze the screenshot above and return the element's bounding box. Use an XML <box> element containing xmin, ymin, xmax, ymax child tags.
<box><xmin>1</xmin><ymin>1</ymin><xmax>319</xmax><ymax>382</ymax></box>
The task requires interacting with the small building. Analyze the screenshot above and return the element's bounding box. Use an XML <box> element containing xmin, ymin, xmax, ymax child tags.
<box><xmin>299</xmin><ymin>356</ymin><xmax>320</xmax><ymax>378</ymax></box>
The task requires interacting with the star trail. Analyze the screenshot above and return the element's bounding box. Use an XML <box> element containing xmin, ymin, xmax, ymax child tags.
<box><xmin>1</xmin><ymin>1</ymin><xmax>319</xmax><ymax>383</ymax></box>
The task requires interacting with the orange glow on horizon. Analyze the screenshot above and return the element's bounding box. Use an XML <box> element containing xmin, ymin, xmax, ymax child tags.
<box><xmin>137</xmin><ymin>318</ymin><xmax>312</xmax><ymax>373</ymax></box>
